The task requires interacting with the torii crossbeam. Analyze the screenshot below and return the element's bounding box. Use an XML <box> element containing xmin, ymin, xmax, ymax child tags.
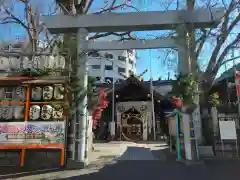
<box><xmin>44</xmin><ymin>8</ymin><xmax>223</xmax><ymax>33</ymax></box>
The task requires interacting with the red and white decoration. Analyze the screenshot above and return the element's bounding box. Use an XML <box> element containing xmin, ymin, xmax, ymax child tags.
<box><xmin>235</xmin><ymin>71</ymin><xmax>240</xmax><ymax>97</ymax></box>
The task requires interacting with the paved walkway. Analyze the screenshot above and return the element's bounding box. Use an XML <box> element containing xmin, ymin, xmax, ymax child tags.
<box><xmin>117</xmin><ymin>146</ymin><xmax>155</xmax><ymax>160</ymax></box>
<box><xmin>1</xmin><ymin>142</ymin><xmax>240</xmax><ymax>180</ymax></box>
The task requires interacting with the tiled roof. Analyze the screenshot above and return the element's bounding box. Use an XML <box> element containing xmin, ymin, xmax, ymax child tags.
<box><xmin>94</xmin><ymin>77</ymin><xmax>172</xmax><ymax>96</ymax></box>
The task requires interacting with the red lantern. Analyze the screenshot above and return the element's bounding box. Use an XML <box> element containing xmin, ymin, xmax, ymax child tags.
<box><xmin>172</xmin><ymin>96</ymin><xmax>182</xmax><ymax>108</ymax></box>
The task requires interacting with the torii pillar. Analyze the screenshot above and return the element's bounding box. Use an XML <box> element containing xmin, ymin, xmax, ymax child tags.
<box><xmin>43</xmin><ymin>8</ymin><xmax>223</xmax><ymax>165</ymax></box>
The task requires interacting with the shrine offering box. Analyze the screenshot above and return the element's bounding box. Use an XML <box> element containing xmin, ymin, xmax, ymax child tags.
<box><xmin>0</xmin><ymin>76</ymin><xmax>68</xmax><ymax>168</ymax></box>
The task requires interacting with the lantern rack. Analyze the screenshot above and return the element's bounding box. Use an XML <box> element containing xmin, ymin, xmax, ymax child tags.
<box><xmin>0</xmin><ymin>76</ymin><xmax>70</xmax><ymax>167</ymax></box>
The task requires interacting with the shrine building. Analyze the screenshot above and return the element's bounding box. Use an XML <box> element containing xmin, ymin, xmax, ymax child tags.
<box><xmin>95</xmin><ymin>75</ymin><xmax>175</xmax><ymax>141</ymax></box>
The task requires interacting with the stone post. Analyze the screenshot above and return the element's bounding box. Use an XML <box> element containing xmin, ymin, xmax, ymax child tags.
<box><xmin>182</xmin><ymin>110</ymin><xmax>192</xmax><ymax>160</ymax></box>
<box><xmin>75</xmin><ymin>28</ymin><xmax>88</xmax><ymax>164</ymax></box>
<box><xmin>211</xmin><ymin>106</ymin><xmax>218</xmax><ymax>136</ymax></box>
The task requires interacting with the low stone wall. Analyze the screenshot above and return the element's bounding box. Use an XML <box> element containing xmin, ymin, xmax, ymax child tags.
<box><xmin>0</xmin><ymin>149</ymin><xmax>62</xmax><ymax>169</ymax></box>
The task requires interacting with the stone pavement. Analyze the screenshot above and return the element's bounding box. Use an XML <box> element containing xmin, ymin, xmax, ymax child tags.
<box><xmin>1</xmin><ymin>141</ymin><xmax>240</xmax><ymax>180</ymax></box>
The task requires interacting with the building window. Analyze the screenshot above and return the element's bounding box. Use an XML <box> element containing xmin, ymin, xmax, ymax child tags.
<box><xmin>88</xmin><ymin>51</ymin><xmax>100</xmax><ymax>57</ymax></box>
<box><xmin>105</xmin><ymin>77</ymin><xmax>113</xmax><ymax>83</ymax></box>
<box><xmin>105</xmin><ymin>65</ymin><xmax>113</xmax><ymax>70</ymax></box>
<box><xmin>91</xmin><ymin>65</ymin><xmax>101</xmax><ymax>69</ymax></box>
<box><xmin>118</xmin><ymin>67</ymin><xmax>126</xmax><ymax>73</ymax></box>
<box><xmin>96</xmin><ymin>77</ymin><xmax>101</xmax><ymax>81</ymax></box>
<box><xmin>116</xmin><ymin>79</ymin><xmax>124</xmax><ymax>84</ymax></box>
<box><xmin>105</xmin><ymin>53</ymin><xmax>113</xmax><ymax>59</ymax></box>
<box><xmin>118</xmin><ymin>56</ymin><xmax>126</xmax><ymax>62</ymax></box>
<box><xmin>129</xmin><ymin>60</ymin><xmax>133</xmax><ymax>65</ymax></box>
<box><xmin>127</xmin><ymin>49</ymin><xmax>134</xmax><ymax>54</ymax></box>
<box><xmin>129</xmin><ymin>70</ymin><xmax>134</xmax><ymax>75</ymax></box>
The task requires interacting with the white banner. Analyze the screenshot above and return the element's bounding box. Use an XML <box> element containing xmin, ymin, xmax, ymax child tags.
<box><xmin>219</xmin><ymin>121</ymin><xmax>237</xmax><ymax>140</ymax></box>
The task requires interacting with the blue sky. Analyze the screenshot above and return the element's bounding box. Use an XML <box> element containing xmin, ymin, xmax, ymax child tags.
<box><xmin>0</xmin><ymin>0</ymin><xmax>238</xmax><ymax>80</ymax></box>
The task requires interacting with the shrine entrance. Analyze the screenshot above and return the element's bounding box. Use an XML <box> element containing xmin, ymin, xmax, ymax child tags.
<box><xmin>121</xmin><ymin>107</ymin><xmax>143</xmax><ymax>141</ymax></box>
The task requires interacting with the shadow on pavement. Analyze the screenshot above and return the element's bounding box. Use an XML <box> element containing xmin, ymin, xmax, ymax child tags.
<box><xmin>55</xmin><ymin>146</ymin><xmax>192</xmax><ymax>180</ymax></box>
<box><xmin>56</xmin><ymin>146</ymin><xmax>240</xmax><ymax>180</ymax></box>
<box><xmin>1</xmin><ymin>146</ymin><xmax>240</xmax><ymax>180</ymax></box>
<box><xmin>57</xmin><ymin>160</ymin><xmax>191</xmax><ymax>180</ymax></box>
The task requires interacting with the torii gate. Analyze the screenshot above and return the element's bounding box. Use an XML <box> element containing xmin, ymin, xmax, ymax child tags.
<box><xmin>43</xmin><ymin>8</ymin><xmax>224</xmax><ymax>165</ymax></box>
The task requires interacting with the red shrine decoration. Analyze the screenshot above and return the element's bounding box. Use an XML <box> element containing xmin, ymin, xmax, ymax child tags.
<box><xmin>92</xmin><ymin>88</ymin><xmax>109</xmax><ymax>129</ymax></box>
<box><xmin>235</xmin><ymin>71</ymin><xmax>240</xmax><ymax>97</ymax></box>
<box><xmin>171</xmin><ymin>96</ymin><xmax>183</xmax><ymax>108</ymax></box>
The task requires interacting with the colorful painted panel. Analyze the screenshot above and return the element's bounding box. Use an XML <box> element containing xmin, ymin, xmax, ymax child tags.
<box><xmin>0</xmin><ymin>122</ymin><xmax>65</xmax><ymax>145</ymax></box>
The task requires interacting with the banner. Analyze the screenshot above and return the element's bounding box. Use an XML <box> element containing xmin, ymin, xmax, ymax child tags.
<box><xmin>235</xmin><ymin>71</ymin><xmax>240</xmax><ymax>97</ymax></box>
<box><xmin>0</xmin><ymin>122</ymin><xmax>65</xmax><ymax>145</ymax></box>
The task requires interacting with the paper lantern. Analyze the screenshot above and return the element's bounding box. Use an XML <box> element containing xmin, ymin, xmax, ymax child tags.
<box><xmin>14</xmin><ymin>106</ymin><xmax>25</xmax><ymax>119</ymax></box>
<box><xmin>44</xmin><ymin>55</ymin><xmax>55</xmax><ymax>69</ymax></box>
<box><xmin>237</xmin><ymin>84</ymin><xmax>240</xmax><ymax>97</ymax></box>
<box><xmin>43</xmin><ymin>86</ymin><xmax>53</xmax><ymax>100</ymax></box>
<box><xmin>172</xmin><ymin>96</ymin><xmax>182</xmax><ymax>108</ymax></box>
<box><xmin>0</xmin><ymin>57</ymin><xmax>9</xmax><ymax>70</ymax></box>
<box><xmin>15</xmin><ymin>87</ymin><xmax>25</xmax><ymax>100</ymax></box>
<box><xmin>41</xmin><ymin>105</ymin><xmax>53</xmax><ymax>120</ymax></box>
<box><xmin>55</xmin><ymin>55</ymin><xmax>66</xmax><ymax>69</ymax></box>
<box><xmin>53</xmin><ymin>85</ymin><xmax>64</xmax><ymax>100</ymax></box>
<box><xmin>236</xmin><ymin>71</ymin><xmax>240</xmax><ymax>80</ymax></box>
<box><xmin>2</xmin><ymin>105</ymin><xmax>13</xmax><ymax>119</ymax></box>
<box><xmin>31</xmin><ymin>87</ymin><xmax>42</xmax><ymax>100</ymax></box>
<box><xmin>29</xmin><ymin>105</ymin><xmax>41</xmax><ymax>120</ymax></box>
<box><xmin>52</xmin><ymin>106</ymin><xmax>64</xmax><ymax>119</ymax></box>
<box><xmin>0</xmin><ymin>88</ymin><xmax>4</xmax><ymax>99</ymax></box>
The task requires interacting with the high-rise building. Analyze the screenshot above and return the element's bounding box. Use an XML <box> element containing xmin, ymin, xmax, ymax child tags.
<box><xmin>87</xmin><ymin>35</ymin><xmax>137</xmax><ymax>83</ymax></box>
<box><xmin>87</xmin><ymin>49</ymin><xmax>137</xmax><ymax>83</ymax></box>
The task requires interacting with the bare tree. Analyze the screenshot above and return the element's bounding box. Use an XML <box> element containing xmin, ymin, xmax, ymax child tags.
<box><xmin>0</xmin><ymin>0</ymin><xmax>137</xmax><ymax>46</ymax></box>
<box><xmin>154</xmin><ymin>0</ymin><xmax>239</xmax><ymax>90</ymax></box>
<box><xmin>197</xmin><ymin>0</ymin><xmax>240</xmax><ymax>88</ymax></box>
<box><xmin>0</xmin><ymin>0</ymin><xmax>54</xmax><ymax>52</ymax></box>
<box><xmin>0</xmin><ymin>0</ymin><xmax>138</xmax><ymax>73</ymax></box>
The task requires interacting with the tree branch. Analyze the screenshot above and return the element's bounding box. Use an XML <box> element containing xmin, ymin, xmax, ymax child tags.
<box><xmin>205</xmin><ymin>0</ymin><xmax>239</xmax><ymax>73</ymax></box>
<box><xmin>213</xmin><ymin>33</ymin><xmax>240</xmax><ymax>72</ymax></box>
<box><xmin>84</xmin><ymin>0</ymin><xmax>94</xmax><ymax>14</ymax></box>
<box><xmin>89</xmin><ymin>31</ymin><xmax>135</xmax><ymax>40</ymax></box>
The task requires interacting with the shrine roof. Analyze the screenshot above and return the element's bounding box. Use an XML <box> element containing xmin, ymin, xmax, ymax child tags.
<box><xmin>103</xmin><ymin>75</ymin><xmax>170</xmax><ymax>102</ymax></box>
<box><xmin>94</xmin><ymin>76</ymin><xmax>172</xmax><ymax>96</ymax></box>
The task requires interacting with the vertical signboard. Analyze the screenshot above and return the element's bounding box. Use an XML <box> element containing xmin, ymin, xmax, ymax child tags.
<box><xmin>219</xmin><ymin>120</ymin><xmax>237</xmax><ymax>140</ymax></box>
<box><xmin>219</xmin><ymin>119</ymin><xmax>238</xmax><ymax>158</ymax></box>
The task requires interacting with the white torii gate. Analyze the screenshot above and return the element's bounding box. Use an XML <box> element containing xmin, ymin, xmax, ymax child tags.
<box><xmin>43</xmin><ymin>8</ymin><xmax>224</xmax><ymax>165</ymax></box>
